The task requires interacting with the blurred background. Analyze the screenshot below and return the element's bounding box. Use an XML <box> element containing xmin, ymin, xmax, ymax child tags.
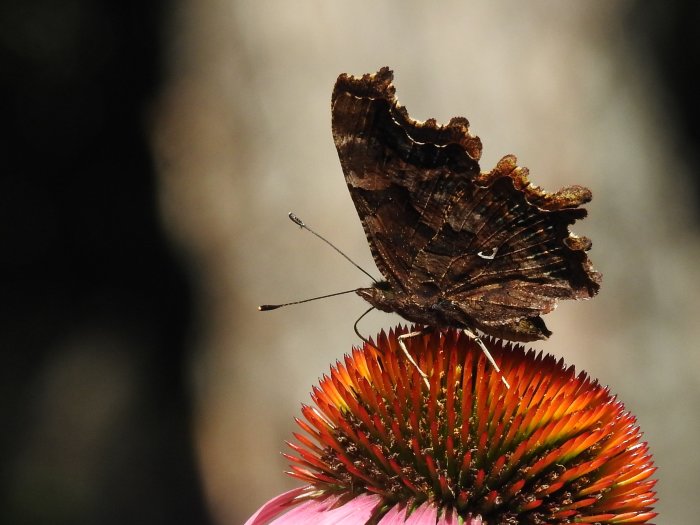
<box><xmin>2</xmin><ymin>1</ymin><xmax>699</xmax><ymax>523</ymax></box>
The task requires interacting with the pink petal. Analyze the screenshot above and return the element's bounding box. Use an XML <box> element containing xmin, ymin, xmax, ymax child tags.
<box><xmin>402</xmin><ymin>503</ymin><xmax>438</xmax><ymax>524</ymax></box>
<box><xmin>377</xmin><ymin>502</ymin><xmax>410</xmax><ymax>524</ymax></box>
<box><xmin>245</xmin><ymin>489</ymin><xmax>484</xmax><ymax>525</ymax></box>
<box><xmin>245</xmin><ymin>489</ymin><xmax>381</xmax><ymax>525</ymax></box>
<box><xmin>244</xmin><ymin>487</ymin><xmax>310</xmax><ymax>525</ymax></box>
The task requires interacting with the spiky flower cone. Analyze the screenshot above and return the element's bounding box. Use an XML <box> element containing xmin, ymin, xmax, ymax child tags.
<box><xmin>246</xmin><ymin>327</ymin><xmax>657</xmax><ymax>524</ymax></box>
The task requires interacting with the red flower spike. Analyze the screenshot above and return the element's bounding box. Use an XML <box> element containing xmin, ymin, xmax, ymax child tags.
<box><xmin>249</xmin><ymin>326</ymin><xmax>657</xmax><ymax>524</ymax></box>
<box><xmin>473</xmin><ymin>468</ymin><xmax>486</xmax><ymax>492</ymax></box>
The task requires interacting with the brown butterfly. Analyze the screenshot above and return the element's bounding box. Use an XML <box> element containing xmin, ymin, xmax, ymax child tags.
<box><xmin>331</xmin><ymin>67</ymin><xmax>601</xmax><ymax>343</ymax></box>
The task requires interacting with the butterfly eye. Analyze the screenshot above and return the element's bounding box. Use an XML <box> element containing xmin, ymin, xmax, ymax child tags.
<box><xmin>477</xmin><ymin>247</ymin><xmax>498</xmax><ymax>260</ymax></box>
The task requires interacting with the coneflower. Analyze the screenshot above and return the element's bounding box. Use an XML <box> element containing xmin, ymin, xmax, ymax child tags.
<box><xmin>246</xmin><ymin>326</ymin><xmax>657</xmax><ymax>524</ymax></box>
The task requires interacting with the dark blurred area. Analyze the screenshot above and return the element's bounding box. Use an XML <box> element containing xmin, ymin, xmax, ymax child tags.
<box><xmin>2</xmin><ymin>1</ymin><xmax>700</xmax><ymax>524</ymax></box>
<box><xmin>626</xmin><ymin>1</ymin><xmax>700</xmax><ymax>215</ymax></box>
<box><xmin>1</xmin><ymin>1</ymin><xmax>209</xmax><ymax>524</ymax></box>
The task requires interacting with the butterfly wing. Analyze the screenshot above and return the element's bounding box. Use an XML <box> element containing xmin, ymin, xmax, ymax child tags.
<box><xmin>332</xmin><ymin>68</ymin><xmax>483</xmax><ymax>294</ymax></box>
<box><xmin>331</xmin><ymin>68</ymin><xmax>601</xmax><ymax>340</ymax></box>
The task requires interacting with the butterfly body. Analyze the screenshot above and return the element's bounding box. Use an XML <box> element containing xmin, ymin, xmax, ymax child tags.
<box><xmin>332</xmin><ymin>68</ymin><xmax>601</xmax><ymax>342</ymax></box>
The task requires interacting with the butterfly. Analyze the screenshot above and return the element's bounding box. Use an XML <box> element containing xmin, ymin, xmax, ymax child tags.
<box><xmin>331</xmin><ymin>67</ymin><xmax>601</xmax><ymax>343</ymax></box>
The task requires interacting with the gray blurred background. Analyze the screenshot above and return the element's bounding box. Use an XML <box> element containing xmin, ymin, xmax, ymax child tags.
<box><xmin>3</xmin><ymin>1</ymin><xmax>699</xmax><ymax>524</ymax></box>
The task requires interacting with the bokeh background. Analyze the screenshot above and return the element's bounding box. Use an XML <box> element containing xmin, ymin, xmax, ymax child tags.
<box><xmin>3</xmin><ymin>1</ymin><xmax>699</xmax><ymax>523</ymax></box>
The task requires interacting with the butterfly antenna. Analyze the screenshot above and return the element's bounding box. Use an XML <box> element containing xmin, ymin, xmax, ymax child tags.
<box><xmin>288</xmin><ymin>212</ymin><xmax>378</xmax><ymax>283</ymax></box>
<box><xmin>258</xmin><ymin>288</ymin><xmax>361</xmax><ymax>311</ymax></box>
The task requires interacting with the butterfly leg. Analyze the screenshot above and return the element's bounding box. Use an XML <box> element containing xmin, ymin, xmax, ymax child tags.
<box><xmin>397</xmin><ymin>328</ymin><xmax>431</xmax><ymax>389</ymax></box>
<box><xmin>463</xmin><ymin>328</ymin><xmax>510</xmax><ymax>389</ymax></box>
<box><xmin>353</xmin><ymin>306</ymin><xmax>376</xmax><ymax>345</ymax></box>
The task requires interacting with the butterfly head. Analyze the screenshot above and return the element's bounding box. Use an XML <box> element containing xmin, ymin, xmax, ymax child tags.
<box><xmin>355</xmin><ymin>281</ymin><xmax>399</xmax><ymax>314</ymax></box>
<box><xmin>355</xmin><ymin>281</ymin><xmax>444</xmax><ymax>328</ymax></box>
